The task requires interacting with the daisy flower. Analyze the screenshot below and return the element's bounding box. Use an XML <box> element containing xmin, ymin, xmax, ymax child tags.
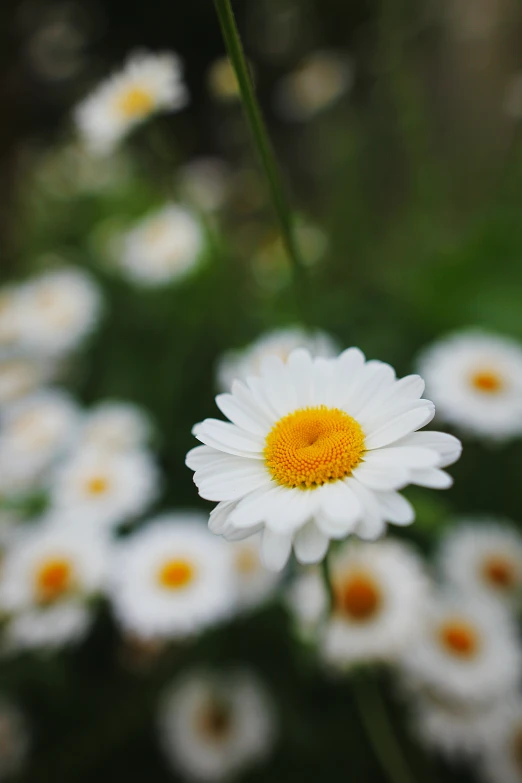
<box><xmin>74</xmin><ymin>50</ymin><xmax>188</xmax><ymax>155</ymax></box>
<box><xmin>188</xmin><ymin>347</ymin><xmax>462</xmax><ymax>570</ymax></box>
<box><xmin>417</xmin><ymin>330</ymin><xmax>522</xmax><ymax>440</ymax></box>
<box><xmin>15</xmin><ymin>267</ymin><xmax>102</xmax><ymax>356</ymax></box>
<box><xmin>438</xmin><ymin>518</ymin><xmax>522</xmax><ymax>607</ymax></box>
<box><xmin>206</xmin><ymin>57</ymin><xmax>240</xmax><ymax>102</ymax></box>
<box><xmin>399</xmin><ymin>594</ymin><xmax>521</xmax><ymax>704</ymax></box>
<box><xmin>0</xmin><ymin>515</ymin><xmax>108</xmax><ymax>651</ymax></box>
<box><xmin>216</xmin><ymin>327</ymin><xmax>339</xmax><ymax>392</ymax></box>
<box><xmin>50</xmin><ymin>447</ymin><xmax>159</xmax><ymax>529</ymax></box>
<box><xmin>109</xmin><ymin>512</ymin><xmax>236</xmax><ymax>639</ymax></box>
<box><xmin>158</xmin><ymin>668</ymin><xmax>275</xmax><ymax>781</ymax></box>
<box><xmin>0</xmin><ymin>351</ymin><xmax>54</xmax><ymax>406</ymax></box>
<box><xmin>230</xmin><ymin>533</ymin><xmax>282</xmax><ymax>611</ymax></box>
<box><xmin>79</xmin><ymin>401</ymin><xmax>152</xmax><ymax>453</ymax></box>
<box><xmin>321</xmin><ymin>539</ymin><xmax>429</xmax><ymax>667</ymax></box>
<box><xmin>286</xmin><ymin>566</ymin><xmax>328</xmax><ymax>642</ymax></box>
<box><xmin>0</xmin><ymin>700</ymin><xmax>29</xmax><ymax>779</ymax></box>
<box><xmin>116</xmin><ymin>203</ymin><xmax>203</xmax><ymax>287</ymax></box>
<box><xmin>274</xmin><ymin>50</ymin><xmax>353</xmax><ymax>122</ymax></box>
<box><xmin>178</xmin><ymin>157</ymin><xmax>231</xmax><ymax>213</ymax></box>
<box><xmin>481</xmin><ymin>700</ymin><xmax>522</xmax><ymax>783</ymax></box>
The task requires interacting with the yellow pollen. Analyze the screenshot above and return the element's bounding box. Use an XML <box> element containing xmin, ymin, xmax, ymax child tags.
<box><xmin>439</xmin><ymin>619</ymin><xmax>480</xmax><ymax>658</ymax></box>
<box><xmin>86</xmin><ymin>476</ymin><xmax>109</xmax><ymax>496</ymax></box>
<box><xmin>335</xmin><ymin>571</ymin><xmax>382</xmax><ymax>621</ymax></box>
<box><xmin>264</xmin><ymin>406</ymin><xmax>365</xmax><ymax>489</ymax></box>
<box><xmin>470</xmin><ymin>370</ymin><xmax>504</xmax><ymax>394</ymax></box>
<box><xmin>482</xmin><ymin>555</ymin><xmax>517</xmax><ymax>590</ymax></box>
<box><xmin>117</xmin><ymin>87</ymin><xmax>155</xmax><ymax>119</ymax></box>
<box><xmin>157</xmin><ymin>559</ymin><xmax>195</xmax><ymax>590</ymax></box>
<box><xmin>35</xmin><ymin>558</ymin><xmax>73</xmax><ymax>603</ymax></box>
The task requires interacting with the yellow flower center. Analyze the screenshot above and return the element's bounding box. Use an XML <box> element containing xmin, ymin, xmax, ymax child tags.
<box><xmin>86</xmin><ymin>476</ymin><xmax>110</xmax><ymax>496</ymax></box>
<box><xmin>197</xmin><ymin>699</ymin><xmax>232</xmax><ymax>741</ymax></box>
<box><xmin>264</xmin><ymin>406</ymin><xmax>365</xmax><ymax>489</ymax></box>
<box><xmin>335</xmin><ymin>571</ymin><xmax>382</xmax><ymax>621</ymax></box>
<box><xmin>157</xmin><ymin>559</ymin><xmax>195</xmax><ymax>590</ymax></box>
<box><xmin>35</xmin><ymin>558</ymin><xmax>73</xmax><ymax>603</ymax></box>
<box><xmin>470</xmin><ymin>370</ymin><xmax>504</xmax><ymax>394</ymax></box>
<box><xmin>439</xmin><ymin>619</ymin><xmax>480</xmax><ymax>658</ymax></box>
<box><xmin>482</xmin><ymin>555</ymin><xmax>517</xmax><ymax>590</ymax></box>
<box><xmin>117</xmin><ymin>87</ymin><xmax>155</xmax><ymax>119</ymax></box>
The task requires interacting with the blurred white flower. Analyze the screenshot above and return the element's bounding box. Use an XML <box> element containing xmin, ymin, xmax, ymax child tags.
<box><xmin>188</xmin><ymin>347</ymin><xmax>462</xmax><ymax>571</ymax></box>
<box><xmin>178</xmin><ymin>157</ymin><xmax>231</xmax><ymax>213</ymax></box>
<box><xmin>50</xmin><ymin>446</ymin><xmax>159</xmax><ymax>529</ymax></box>
<box><xmin>0</xmin><ymin>700</ymin><xmax>29</xmax><ymax>779</ymax></box>
<box><xmin>116</xmin><ymin>204</ymin><xmax>203</xmax><ymax>287</ymax></box>
<box><xmin>322</xmin><ymin>539</ymin><xmax>429</xmax><ymax>667</ymax></box>
<box><xmin>0</xmin><ymin>389</ymin><xmax>79</xmax><ymax>484</ymax></box>
<box><xmin>399</xmin><ymin>593</ymin><xmax>521</xmax><ymax>704</ymax></box>
<box><xmin>230</xmin><ymin>533</ymin><xmax>282</xmax><ymax>611</ymax></box>
<box><xmin>274</xmin><ymin>51</ymin><xmax>353</xmax><ymax>121</ymax></box>
<box><xmin>481</xmin><ymin>699</ymin><xmax>522</xmax><ymax>783</ymax></box>
<box><xmin>0</xmin><ymin>516</ymin><xmax>108</xmax><ymax>651</ymax></box>
<box><xmin>417</xmin><ymin>330</ymin><xmax>522</xmax><ymax>440</ymax></box>
<box><xmin>158</xmin><ymin>668</ymin><xmax>275</xmax><ymax>780</ymax></box>
<box><xmin>79</xmin><ymin>401</ymin><xmax>152</xmax><ymax>454</ymax></box>
<box><xmin>15</xmin><ymin>267</ymin><xmax>102</xmax><ymax>356</ymax></box>
<box><xmin>216</xmin><ymin>327</ymin><xmax>340</xmax><ymax>392</ymax></box>
<box><xmin>110</xmin><ymin>513</ymin><xmax>236</xmax><ymax>640</ymax></box>
<box><xmin>75</xmin><ymin>50</ymin><xmax>188</xmax><ymax>155</ymax></box>
<box><xmin>286</xmin><ymin>567</ymin><xmax>328</xmax><ymax>642</ymax></box>
<box><xmin>437</xmin><ymin>519</ymin><xmax>522</xmax><ymax>608</ymax></box>
<box><xmin>0</xmin><ymin>351</ymin><xmax>54</xmax><ymax>406</ymax></box>
<box><xmin>206</xmin><ymin>57</ymin><xmax>240</xmax><ymax>102</ymax></box>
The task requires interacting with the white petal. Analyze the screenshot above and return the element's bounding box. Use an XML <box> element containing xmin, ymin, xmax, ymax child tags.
<box><xmin>208</xmin><ymin>500</ymin><xmax>236</xmax><ymax>534</ymax></box>
<box><xmin>393</xmin><ymin>431</ymin><xmax>462</xmax><ymax>468</ymax></box>
<box><xmin>352</xmin><ymin>462</ymin><xmax>410</xmax><ymax>491</ymax></box>
<box><xmin>194</xmin><ymin>419</ymin><xmax>265</xmax><ymax>458</ymax></box>
<box><xmin>286</xmin><ymin>349</ymin><xmax>314</xmax><ymax>408</ymax></box>
<box><xmin>223</xmin><ymin>523</ymin><xmax>264</xmax><ymax>541</ymax></box>
<box><xmin>195</xmin><ymin>459</ymin><xmax>271</xmax><ymax>501</ymax></box>
<box><xmin>375</xmin><ymin>491</ymin><xmax>415</xmax><ymax>525</ymax></box>
<box><xmin>228</xmin><ymin>484</ymin><xmax>286</xmax><ymax>528</ymax></box>
<box><xmin>261</xmin><ymin>527</ymin><xmax>292</xmax><ymax>571</ymax></box>
<box><xmin>364</xmin><ymin>402</ymin><xmax>435</xmax><ymax>450</ymax></box>
<box><xmin>410</xmin><ymin>468</ymin><xmax>453</xmax><ymax>489</ymax></box>
<box><xmin>264</xmin><ymin>488</ymin><xmax>317</xmax><ymax>533</ymax></box>
<box><xmin>343</xmin><ymin>361</ymin><xmax>396</xmax><ymax>417</ymax></box>
<box><xmin>316</xmin><ymin>511</ymin><xmax>358</xmax><ymax>539</ymax></box>
<box><xmin>362</xmin><ymin>446</ymin><xmax>440</xmax><ymax>470</ymax></box>
<box><xmin>293</xmin><ymin>520</ymin><xmax>329</xmax><ymax>564</ymax></box>
<box><xmin>357</xmin><ymin>374</ymin><xmax>425</xmax><ymax>429</ymax></box>
<box><xmin>348</xmin><ymin>478</ymin><xmax>386</xmax><ymax>540</ymax></box>
<box><xmin>259</xmin><ymin>355</ymin><xmax>297</xmax><ymax>417</ymax></box>
<box><xmin>215</xmin><ymin>392</ymin><xmax>269</xmax><ymax>436</ymax></box>
<box><xmin>317</xmin><ymin>480</ymin><xmax>362</xmax><ymax>522</ymax></box>
<box><xmin>185</xmin><ymin>445</ymin><xmax>219</xmax><ymax>470</ymax></box>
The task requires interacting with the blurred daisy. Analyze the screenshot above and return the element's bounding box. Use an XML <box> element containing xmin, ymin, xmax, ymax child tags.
<box><xmin>418</xmin><ymin>330</ymin><xmax>522</xmax><ymax>440</ymax></box>
<box><xmin>116</xmin><ymin>203</ymin><xmax>203</xmax><ymax>287</ymax></box>
<box><xmin>79</xmin><ymin>401</ymin><xmax>152</xmax><ymax>453</ymax></box>
<box><xmin>438</xmin><ymin>519</ymin><xmax>522</xmax><ymax>607</ymax></box>
<box><xmin>178</xmin><ymin>157</ymin><xmax>231</xmax><ymax>213</ymax></box>
<box><xmin>274</xmin><ymin>51</ymin><xmax>353</xmax><ymax>121</ymax></box>
<box><xmin>322</xmin><ymin>539</ymin><xmax>428</xmax><ymax>667</ymax></box>
<box><xmin>75</xmin><ymin>50</ymin><xmax>188</xmax><ymax>154</ymax></box>
<box><xmin>410</xmin><ymin>689</ymin><xmax>512</xmax><ymax>761</ymax></box>
<box><xmin>0</xmin><ymin>700</ymin><xmax>29</xmax><ymax>779</ymax></box>
<box><xmin>158</xmin><ymin>668</ymin><xmax>275</xmax><ymax>780</ymax></box>
<box><xmin>216</xmin><ymin>327</ymin><xmax>339</xmax><ymax>391</ymax></box>
<box><xmin>0</xmin><ymin>351</ymin><xmax>54</xmax><ymax>406</ymax></box>
<box><xmin>207</xmin><ymin>57</ymin><xmax>240</xmax><ymax>102</ymax></box>
<box><xmin>110</xmin><ymin>513</ymin><xmax>235</xmax><ymax>639</ymax></box>
<box><xmin>0</xmin><ymin>389</ymin><xmax>79</xmax><ymax>482</ymax></box>
<box><xmin>481</xmin><ymin>700</ymin><xmax>522</xmax><ymax>783</ymax></box>
<box><xmin>400</xmin><ymin>594</ymin><xmax>521</xmax><ymax>704</ymax></box>
<box><xmin>230</xmin><ymin>533</ymin><xmax>282</xmax><ymax>611</ymax></box>
<box><xmin>0</xmin><ymin>516</ymin><xmax>108</xmax><ymax>651</ymax></box>
<box><xmin>188</xmin><ymin>347</ymin><xmax>462</xmax><ymax>570</ymax></box>
<box><xmin>286</xmin><ymin>567</ymin><xmax>328</xmax><ymax>642</ymax></box>
<box><xmin>50</xmin><ymin>447</ymin><xmax>159</xmax><ymax>529</ymax></box>
<box><xmin>15</xmin><ymin>267</ymin><xmax>102</xmax><ymax>356</ymax></box>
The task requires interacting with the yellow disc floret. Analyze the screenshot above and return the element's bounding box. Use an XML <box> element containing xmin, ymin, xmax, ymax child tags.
<box><xmin>35</xmin><ymin>558</ymin><xmax>73</xmax><ymax>604</ymax></box>
<box><xmin>157</xmin><ymin>559</ymin><xmax>195</xmax><ymax>590</ymax></box>
<box><xmin>117</xmin><ymin>87</ymin><xmax>155</xmax><ymax>119</ymax></box>
<box><xmin>264</xmin><ymin>405</ymin><xmax>365</xmax><ymax>490</ymax></box>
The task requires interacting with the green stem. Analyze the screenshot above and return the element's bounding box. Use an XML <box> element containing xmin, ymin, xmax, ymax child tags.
<box><xmin>352</xmin><ymin>674</ymin><xmax>417</xmax><ymax>783</ymax></box>
<box><xmin>213</xmin><ymin>0</ymin><xmax>307</xmax><ymax>293</ymax></box>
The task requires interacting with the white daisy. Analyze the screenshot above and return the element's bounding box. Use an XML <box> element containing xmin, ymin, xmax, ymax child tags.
<box><xmin>274</xmin><ymin>51</ymin><xmax>353</xmax><ymax>122</ymax></box>
<box><xmin>115</xmin><ymin>203</ymin><xmax>203</xmax><ymax>287</ymax></box>
<box><xmin>322</xmin><ymin>539</ymin><xmax>429</xmax><ymax>667</ymax></box>
<box><xmin>399</xmin><ymin>593</ymin><xmax>522</xmax><ymax>704</ymax></box>
<box><xmin>481</xmin><ymin>700</ymin><xmax>522</xmax><ymax>783</ymax></box>
<box><xmin>438</xmin><ymin>518</ymin><xmax>522</xmax><ymax>607</ymax></box>
<box><xmin>417</xmin><ymin>330</ymin><xmax>522</xmax><ymax>440</ymax></box>
<box><xmin>216</xmin><ymin>328</ymin><xmax>340</xmax><ymax>392</ymax></box>
<box><xmin>0</xmin><ymin>389</ymin><xmax>79</xmax><ymax>483</ymax></box>
<box><xmin>74</xmin><ymin>50</ymin><xmax>188</xmax><ymax>155</ymax></box>
<box><xmin>0</xmin><ymin>700</ymin><xmax>29</xmax><ymax>779</ymax></box>
<box><xmin>15</xmin><ymin>267</ymin><xmax>102</xmax><ymax>356</ymax></box>
<box><xmin>79</xmin><ymin>401</ymin><xmax>152</xmax><ymax>453</ymax></box>
<box><xmin>0</xmin><ymin>350</ymin><xmax>54</xmax><ymax>406</ymax></box>
<box><xmin>230</xmin><ymin>532</ymin><xmax>282</xmax><ymax>611</ymax></box>
<box><xmin>187</xmin><ymin>347</ymin><xmax>462</xmax><ymax>571</ymax></box>
<box><xmin>50</xmin><ymin>446</ymin><xmax>159</xmax><ymax>529</ymax></box>
<box><xmin>158</xmin><ymin>668</ymin><xmax>275</xmax><ymax>781</ymax></box>
<box><xmin>0</xmin><ymin>515</ymin><xmax>108</xmax><ymax>651</ymax></box>
<box><xmin>206</xmin><ymin>57</ymin><xmax>240</xmax><ymax>102</ymax></box>
<box><xmin>286</xmin><ymin>566</ymin><xmax>328</xmax><ymax>642</ymax></box>
<box><xmin>178</xmin><ymin>157</ymin><xmax>231</xmax><ymax>213</ymax></box>
<box><xmin>110</xmin><ymin>512</ymin><xmax>236</xmax><ymax>639</ymax></box>
<box><xmin>409</xmin><ymin>689</ymin><xmax>513</xmax><ymax>761</ymax></box>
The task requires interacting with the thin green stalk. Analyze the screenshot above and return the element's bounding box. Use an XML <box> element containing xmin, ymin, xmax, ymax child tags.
<box><xmin>352</xmin><ymin>674</ymin><xmax>417</xmax><ymax>783</ymax></box>
<box><xmin>213</xmin><ymin>0</ymin><xmax>307</xmax><ymax>292</ymax></box>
